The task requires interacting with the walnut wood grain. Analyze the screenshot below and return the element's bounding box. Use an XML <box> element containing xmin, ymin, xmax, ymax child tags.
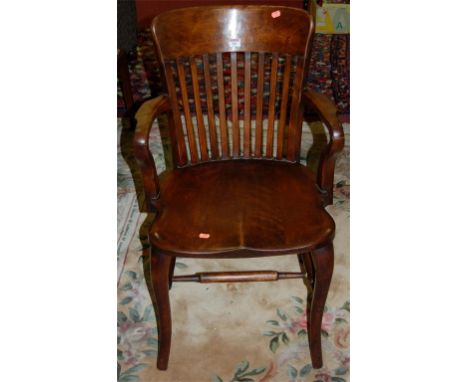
<box><xmin>255</xmin><ymin>52</ymin><xmax>265</xmax><ymax>157</ymax></box>
<box><xmin>133</xmin><ymin>95</ymin><xmax>170</xmax><ymax>212</ymax></box>
<box><xmin>243</xmin><ymin>52</ymin><xmax>252</xmax><ymax>156</ymax></box>
<box><xmin>202</xmin><ymin>54</ymin><xmax>219</xmax><ymax>158</ymax></box>
<box><xmin>190</xmin><ymin>56</ymin><xmax>209</xmax><ymax>161</ymax></box>
<box><xmin>173</xmin><ymin>271</ymin><xmax>305</xmax><ymax>283</ymax></box>
<box><xmin>286</xmin><ymin>57</ymin><xmax>305</xmax><ymax>161</ymax></box>
<box><xmin>152</xmin><ymin>6</ymin><xmax>312</xmax><ymax>58</ymax></box>
<box><xmin>150</xmin><ymin>250</ymin><xmax>172</xmax><ymax>370</ymax></box>
<box><xmin>216</xmin><ymin>52</ymin><xmax>229</xmax><ymax>158</ymax></box>
<box><xmin>176</xmin><ymin>58</ymin><xmax>199</xmax><ymax>163</ymax></box>
<box><xmin>132</xmin><ymin>6</ymin><xmax>344</xmax><ymax>371</ymax></box>
<box><xmin>150</xmin><ymin>160</ymin><xmax>335</xmax><ymax>257</ymax></box>
<box><xmin>308</xmin><ymin>244</ymin><xmax>334</xmax><ymax>368</ymax></box>
<box><xmin>266</xmin><ymin>53</ymin><xmax>279</xmax><ymax>158</ymax></box>
<box><xmin>230</xmin><ymin>52</ymin><xmax>240</xmax><ymax>157</ymax></box>
<box><xmin>163</xmin><ymin>62</ymin><xmax>188</xmax><ymax>166</ymax></box>
<box><xmin>150</xmin><ymin>6</ymin><xmax>315</xmax><ymax>165</ymax></box>
<box><xmin>303</xmin><ymin>89</ymin><xmax>345</xmax><ymax>206</ymax></box>
<box><xmin>277</xmin><ymin>54</ymin><xmax>292</xmax><ymax>158</ymax></box>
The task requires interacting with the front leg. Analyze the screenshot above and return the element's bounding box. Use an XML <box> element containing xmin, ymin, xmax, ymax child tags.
<box><xmin>308</xmin><ymin>243</ymin><xmax>334</xmax><ymax>369</ymax></box>
<box><xmin>150</xmin><ymin>247</ymin><xmax>173</xmax><ymax>370</ymax></box>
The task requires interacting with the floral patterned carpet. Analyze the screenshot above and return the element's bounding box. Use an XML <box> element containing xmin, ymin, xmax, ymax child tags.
<box><xmin>117</xmin><ymin>114</ymin><xmax>349</xmax><ymax>382</ymax></box>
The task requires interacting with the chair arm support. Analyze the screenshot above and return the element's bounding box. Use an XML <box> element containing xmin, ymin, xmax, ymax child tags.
<box><xmin>303</xmin><ymin>89</ymin><xmax>345</xmax><ymax>206</ymax></box>
<box><xmin>133</xmin><ymin>95</ymin><xmax>171</xmax><ymax>212</ymax></box>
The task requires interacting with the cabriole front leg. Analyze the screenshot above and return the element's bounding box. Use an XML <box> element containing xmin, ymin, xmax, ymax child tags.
<box><xmin>308</xmin><ymin>243</ymin><xmax>334</xmax><ymax>369</ymax></box>
<box><xmin>150</xmin><ymin>247</ymin><xmax>173</xmax><ymax>370</ymax></box>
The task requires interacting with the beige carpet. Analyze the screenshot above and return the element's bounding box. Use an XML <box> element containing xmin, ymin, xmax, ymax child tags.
<box><xmin>117</xmin><ymin>118</ymin><xmax>350</xmax><ymax>382</ymax></box>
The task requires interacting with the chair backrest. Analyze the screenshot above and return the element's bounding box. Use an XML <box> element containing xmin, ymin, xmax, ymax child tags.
<box><xmin>151</xmin><ymin>6</ymin><xmax>314</xmax><ymax>166</ymax></box>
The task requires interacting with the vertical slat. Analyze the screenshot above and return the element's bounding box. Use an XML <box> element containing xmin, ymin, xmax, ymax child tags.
<box><xmin>216</xmin><ymin>53</ymin><xmax>229</xmax><ymax>158</ymax></box>
<box><xmin>230</xmin><ymin>52</ymin><xmax>240</xmax><ymax>157</ymax></box>
<box><xmin>202</xmin><ymin>54</ymin><xmax>219</xmax><ymax>159</ymax></box>
<box><xmin>277</xmin><ymin>54</ymin><xmax>292</xmax><ymax>159</ymax></box>
<box><xmin>189</xmin><ymin>56</ymin><xmax>209</xmax><ymax>161</ymax></box>
<box><xmin>266</xmin><ymin>53</ymin><xmax>279</xmax><ymax>157</ymax></box>
<box><xmin>164</xmin><ymin>62</ymin><xmax>188</xmax><ymax>166</ymax></box>
<box><xmin>176</xmin><ymin>58</ymin><xmax>198</xmax><ymax>163</ymax></box>
<box><xmin>255</xmin><ymin>52</ymin><xmax>265</xmax><ymax>157</ymax></box>
<box><xmin>243</xmin><ymin>52</ymin><xmax>251</xmax><ymax>157</ymax></box>
<box><xmin>295</xmin><ymin>106</ymin><xmax>305</xmax><ymax>161</ymax></box>
<box><xmin>286</xmin><ymin>57</ymin><xmax>305</xmax><ymax>161</ymax></box>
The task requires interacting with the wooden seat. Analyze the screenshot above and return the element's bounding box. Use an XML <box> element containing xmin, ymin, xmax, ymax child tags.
<box><xmin>151</xmin><ymin>160</ymin><xmax>334</xmax><ymax>256</ymax></box>
<box><xmin>133</xmin><ymin>5</ymin><xmax>344</xmax><ymax>372</ymax></box>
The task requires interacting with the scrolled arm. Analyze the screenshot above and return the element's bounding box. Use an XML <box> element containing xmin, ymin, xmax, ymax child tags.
<box><xmin>133</xmin><ymin>95</ymin><xmax>171</xmax><ymax>212</ymax></box>
<box><xmin>303</xmin><ymin>89</ymin><xmax>345</xmax><ymax>206</ymax></box>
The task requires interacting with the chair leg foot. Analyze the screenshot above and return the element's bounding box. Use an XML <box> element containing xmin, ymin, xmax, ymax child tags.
<box><xmin>150</xmin><ymin>248</ymin><xmax>172</xmax><ymax>370</ymax></box>
<box><xmin>308</xmin><ymin>243</ymin><xmax>334</xmax><ymax>369</ymax></box>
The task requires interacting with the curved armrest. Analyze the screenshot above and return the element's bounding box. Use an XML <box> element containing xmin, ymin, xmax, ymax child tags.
<box><xmin>303</xmin><ymin>89</ymin><xmax>345</xmax><ymax>206</ymax></box>
<box><xmin>133</xmin><ymin>95</ymin><xmax>171</xmax><ymax>212</ymax></box>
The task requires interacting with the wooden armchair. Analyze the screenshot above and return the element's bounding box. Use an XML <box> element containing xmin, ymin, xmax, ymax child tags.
<box><xmin>133</xmin><ymin>5</ymin><xmax>344</xmax><ymax>370</ymax></box>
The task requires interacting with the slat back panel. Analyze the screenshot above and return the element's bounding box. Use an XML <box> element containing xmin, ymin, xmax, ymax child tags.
<box><xmin>164</xmin><ymin>52</ymin><xmax>305</xmax><ymax>165</ymax></box>
<box><xmin>153</xmin><ymin>6</ymin><xmax>313</xmax><ymax>166</ymax></box>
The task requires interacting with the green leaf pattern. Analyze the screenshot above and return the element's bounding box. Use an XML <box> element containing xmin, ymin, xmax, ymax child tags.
<box><xmin>260</xmin><ymin>298</ymin><xmax>350</xmax><ymax>381</ymax></box>
<box><xmin>118</xmin><ymin>264</ymin><xmax>350</xmax><ymax>382</ymax></box>
<box><xmin>214</xmin><ymin>360</ymin><xmax>266</xmax><ymax>382</ymax></box>
<box><xmin>118</xmin><ymin>267</ymin><xmax>159</xmax><ymax>382</ymax></box>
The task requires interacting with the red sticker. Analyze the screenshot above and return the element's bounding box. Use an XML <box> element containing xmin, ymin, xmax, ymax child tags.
<box><xmin>199</xmin><ymin>233</ymin><xmax>210</xmax><ymax>239</ymax></box>
<box><xmin>271</xmin><ymin>10</ymin><xmax>281</xmax><ymax>18</ymax></box>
